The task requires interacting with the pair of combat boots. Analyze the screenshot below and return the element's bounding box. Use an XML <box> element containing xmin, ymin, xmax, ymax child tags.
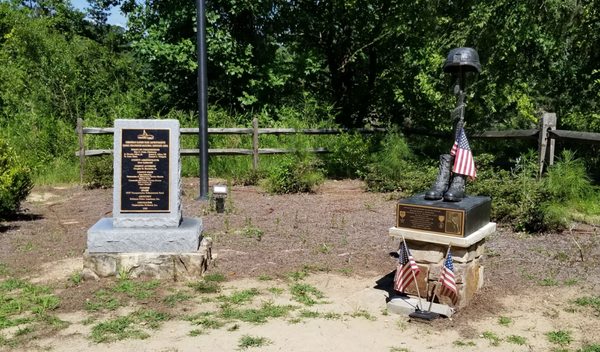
<box><xmin>424</xmin><ymin>154</ymin><xmax>466</xmax><ymax>202</ymax></box>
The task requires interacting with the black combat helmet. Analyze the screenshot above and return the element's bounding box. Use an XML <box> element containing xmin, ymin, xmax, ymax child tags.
<box><xmin>443</xmin><ymin>47</ymin><xmax>481</xmax><ymax>74</ymax></box>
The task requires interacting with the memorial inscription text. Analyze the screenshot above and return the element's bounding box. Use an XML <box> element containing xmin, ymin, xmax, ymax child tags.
<box><xmin>120</xmin><ymin>129</ymin><xmax>170</xmax><ymax>212</ymax></box>
<box><xmin>396</xmin><ymin>204</ymin><xmax>464</xmax><ymax>236</ymax></box>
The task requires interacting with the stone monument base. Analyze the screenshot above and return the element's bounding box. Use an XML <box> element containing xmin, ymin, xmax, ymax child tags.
<box><xmin>389</xmin><ymin>222</ymin><xmax>495</xmax><ymax>309</ymax></box>
<box><xmin>87</xmin><ymin>217</ymin><xmax>203</xmax><ymax>253</ymax></box>
<box><xmin>82</xmin><ymin>237</ymin><xmax>212</xmax><ymax>281</ymax></box>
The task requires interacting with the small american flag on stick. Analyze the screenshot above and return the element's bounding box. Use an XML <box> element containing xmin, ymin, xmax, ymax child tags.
<box><xmin>394</xmin><ymin>242</ymin><xmax>420</xmax><ymax>293</ymax></box>
<box><xmin>438</xmin><ymin>250</ymin><xmax>458</xmax><ymax>305</ymax></box>
<box><xmin>450</xmin><ymin>127</ymin><xmax>476</xmax><ymax>178</ymax></box>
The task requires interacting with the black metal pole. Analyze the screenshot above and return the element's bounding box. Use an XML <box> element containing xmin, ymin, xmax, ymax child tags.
<box><xmin>196</xmin><ymin>0</ymin><xmax>209</xmax><ymax>200</ymax></box>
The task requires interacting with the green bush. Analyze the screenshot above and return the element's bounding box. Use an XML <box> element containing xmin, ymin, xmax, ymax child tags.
<box><xmin>470</xmin><ymin>152</ymin><xmax>545</xmax><ymax>232</ymax></box>
<box><xmin>323</xmin><ymin>133</ymin><xmax>373</xmax><ymax>179</ymax></box>
<box><xmin>470</xmin><ymin>150</ymin><xmax>600</xmax><ymax>232</ymax></box>
<box><xmin>364</xmin><ymin>132</ymin><xmax>436</xmax><ymax>195</ymax></box>
<box><xmin>540</xmin><ymin>150</ymin><xmax>600</xmax><ymax>230</ymax></box>
<box><xmin>233</xmin><ymin>169</ymin><xmax>265</xmax><ymax>186</ymax></box>
<box><xmin>0</xmin><ymin>139</ymin><xmax>33</xmax><ymax>218</ymax></box>
<box><xmin>263</xmin><ymin>155</ymin><xmax>324</xmax><ymax>194</ymax></box>
<box><xmin>83</xmin><ymin>156</ymin><xmax>113</xmax><ymax>189</ymax></box>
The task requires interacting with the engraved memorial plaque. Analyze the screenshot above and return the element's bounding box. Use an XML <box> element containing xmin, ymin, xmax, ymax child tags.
<box><xmin>397</xmin><ymin>204</ymin><xmax>464</xmax><ymax>236</ymax></box>
<box><xmin>120</xmin><ymin>129</ymin><xmax>170</xmax><ymax>213</ymax></box>
<box><xmin>396</xmin><ymin>194</ymin><xmax>491</xmax><ymax>238</ymax></box>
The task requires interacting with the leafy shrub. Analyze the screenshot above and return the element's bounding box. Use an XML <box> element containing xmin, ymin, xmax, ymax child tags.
<box><xmin>470</xmin><ymin>151</ymin><xmax>545</xmax><ymax>232</ymax></box>
<box><xmin>540</xmin><ymin>150</ymin><xmax>600</xmax><ymax>230</ymax></box>
<box><xmin>0</xmin><ymin>139</ymin><xmax>33</xmax><ymax>218</ymax></box>
<box><xmin>263</xmin><ymin>155</ymin><xmax>324</xmax><ymax>194</ymax></box>
<box><xmin>233</xmin><ymin>169</ymin><xmax>265</xmax><ymax>186</ymax></box>
<box><xmin>323</xmin><ymin>133</ymin><xmax>373</xmax><ymax>179</ymax></box>
<box><xmin>470</xmin><ymin>150</ymin><xmax>600</xmax><ymax>232</ymax></box>
<box><xmin>84</xmin><ymin>156</ymin><xmax>113</xmax><ymax>189</ymax></box>
<box><xmin>364</xmin><ymin>132</ymin><xmax>436</xmax><ymax>195</ymax></box>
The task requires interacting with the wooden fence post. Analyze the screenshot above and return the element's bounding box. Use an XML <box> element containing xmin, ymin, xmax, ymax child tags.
<box><xmin>252</xmin><ymin>118</ymin><xmax>259</xmax><ymax>171</ymax></box>
<box><xmin>77</xmin><ymin>118</ymin><xmax>85</xmax><ymax>185</ymax></box>
<box><xmin>538</xmin><ymin>112</ymin><xmax>557</xmax><ymax>178</ymax></box>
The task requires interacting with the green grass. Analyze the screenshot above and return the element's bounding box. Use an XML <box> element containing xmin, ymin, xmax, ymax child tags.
<box><xmin>241</xmin><ymin>225</ymin><xmax>264</xmax><ymax>241</ymax></box>
<box><xmin>482</xmin><ymin>331</ymin><xmax>501</xmax><ymax>346</ymax></box>
<box><xmin>298</xmin><ymin>310</ymin><xmax>321</xmax><ymax>318</ymax></box>
<box><xmin>258</xmin><ymin>275</ymin><xmax>273</xmax><ymax>281</ymax></box>
<box><xmin>90</xmin><ymin>316</ymin><xmax>149</xmax><ymax>343</ymax></box>
<box><xmin>240</xmin><ymin>218</ymin><xmax>263</xmax><ymax>241</ymax></box>
<box><xmin>538</xmin><ymin>277</ymin><xmax>559</xmax><ymax>286</ymax></box>
<box><xmin>113</xmin><ymin>279</ymin><xmax>160</xmax><ymax>300</ymax></box>
<box><xmin>68</xmin><ymin>271</ymin><xmax>83</xmax><ymax>286</ymax></box>
<box><xmin>0</xmin><ymin>278</ymin><xmax>63</xmax><ymax>334</ymax></box>
<box><xmin>573</xmin><ymin>296</ymin><xmax>600</xmax><ymax>315</ymax></box>
<box><xmin>220</xmin><ymin>302</ymin><xmax>297</xmax><ymax>324</ymax></box>
<box><xmin>498</xmin><ymin>316</ymin><xmax>512</xmax><ymax>326</ymax></box>
<box><xmin>289</xmin><ymin>283</ymin><xmax>324</xmax><ymax>306</ymax></box>
<box><xmin>204</xmin><ymin>273</ymin><xmax>227</xmax><ymax>282</ymax></box>
<box><xmin>131</xmin><ymin>309</ymin><xmax>169</xmax><ymax>329</ymax></box>
<box><xmin>267</xmin><ymin>287</ymin><xmax>284</xmax><ymax>295</ymax></box>
<box><xmin>188</xmin><ymin>280</ymin><xmax>222</xmax><ymax>294</ymax></box>
<box><xmin>453</xmin><ymin>340</ymin><xmax>476</xmax><ymax>347</ymax></box>
<box><xmin>238</xmin><ymin>335</ymin><xmax>272</xmax><ymax>349</ymax></box>
<box><xmin>186</xmin><ymin>312</ymin><xmax>225</xmax><ymax>330</ymax></box>
<box><xmin>564</xmin><ymin>278</ymin><xmax>579</xmax><ymax>286</ymax></box>
<box><xmin>350</xmin><ymin>309</ymin><xmax>376</xmax><ymax>321</ymax></box>
<box><xmin>163</xmin><ymin>291</ymin><xmax>194</xmax><ymax>307</ymax></box>
<box><xmin>85</xmin><ymin>289</ymin><xmax>122</xmax><ymax>312</ymax></box>
<box><xmin>507</xmin><ymin>335</ymin><xmax>527</xmax><ymax>345</ymax></box>
<box><xmin>218</xmin><ymin>288</ymin><xmax>261</xmax><ymax>305</ymax></box>
<box><xmin>0</xmin><ymin>263</ymin><xmax>10</xmax><ymax>276</ymax></box>
<box><xmin>90</xmin><ymin>309</ymin><xmax>169</xmax><ymax>343</ymax></box>
<box><xmin>188</xmin><ymin>329</ymin><xmax>205</xmax><ymax>337</ymax></box>
<box><xmin>322</xmin><ymin>312</ymin><xmax>342</xmax><ymax>320</ymax></box>
<box><xmin>546</xmin><ymin>330</ymin><xmax>572</xmax><ymax>346</ymax></box>
<box><xmin>286</xmin><ymin>269</ymin><xmax>309</xmax><ymax>281</ymax></box>
<box><xmin>389</xmin><ymin>347</ymin><xmax>410</xmax><ymax>352</ymax></box>
<box><xmin>579</xmin><ymin>344</ymin><xmax>600</xmax><ymax>352</ymax></box>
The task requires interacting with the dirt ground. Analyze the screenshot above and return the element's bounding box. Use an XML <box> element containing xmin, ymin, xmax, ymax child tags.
<box><xmin>1</xmin><ymin>178</ymin><xmax>600</xmax><ymax>351</ymax></box>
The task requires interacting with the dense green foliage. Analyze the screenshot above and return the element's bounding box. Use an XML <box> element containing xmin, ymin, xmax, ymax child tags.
<box><xmin>0</xmin><ymin>0</ymin><xmax>599</xmax><ymax>230</ymax></box>
<box><xmin>470</xmin><ymin>150</ymin><xmax>600</xmax><ymax>232</ymax></box>
<box><xmin>263</xmin><ymin>154</ymin><xmax>324</xmax><ymax>194</ymax></box>
<box><xmin>363</xmin><ymin>132</ymin><xmax>436</xmax><ymax>194</ymax></box>
<box><xmin>0</xmin><ymin>139</ymin><xmax>32</xmax><ymax>218</ymax></box>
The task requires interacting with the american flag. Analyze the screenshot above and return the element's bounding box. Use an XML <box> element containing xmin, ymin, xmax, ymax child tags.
<box><xmin>438</xmin><ymin>250</ymin><xmax>458</xmax><ymax>305</ymax></box>
<box><xmin>450</xmin><ymin>127</ymin><xmax>476</xmax><ymax>178</ymax></box>
<box><xmin>394</xmin><ymin>242</ymin><xmax>420</xmax><ymax>293</ymax></box>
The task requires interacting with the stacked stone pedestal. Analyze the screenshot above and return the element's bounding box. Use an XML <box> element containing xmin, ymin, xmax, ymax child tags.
<box><xmin>389</xmin><ymin>222</ymin><xmax>495</xmax><ymax>309</ymax></box>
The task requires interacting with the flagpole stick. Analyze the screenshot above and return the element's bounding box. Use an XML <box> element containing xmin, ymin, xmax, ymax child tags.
<box><xmin>401</xmin><ymin>235</ymin><xmax>424</xmax><ymax>311</ymax></box>
<box><xmin>430</xmin><ymin>244</ymin><xmax>453</xmax><ymax>309</ymax></box>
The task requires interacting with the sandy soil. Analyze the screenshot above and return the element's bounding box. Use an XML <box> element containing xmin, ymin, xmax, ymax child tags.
<box><xmin>1</xmin><ymin>179</ymin><xmax>600</xmax><ymax>351</ymax></box>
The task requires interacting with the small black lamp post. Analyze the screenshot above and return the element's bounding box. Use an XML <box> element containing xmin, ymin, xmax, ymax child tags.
<box><xmin>196</xmin><ymin>0</ymin><xmax>209</xmax><ymax>200</ymax></box>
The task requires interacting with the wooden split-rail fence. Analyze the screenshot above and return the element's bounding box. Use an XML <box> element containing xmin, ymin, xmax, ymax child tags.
<box><xmin>76</xmin><ymin>113</ymin><xmax>600</xmax><ymax>183</ymax></box>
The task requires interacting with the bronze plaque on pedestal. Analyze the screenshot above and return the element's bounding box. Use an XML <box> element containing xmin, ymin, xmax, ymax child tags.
<box><xmin>396</xmin><ymin>194</ymin><xmax>491</xmax><ymax>237</ymax></box>
<box><xmin>120</xmin><ymin>128</ymin><xmax>170</xmax><ymax>213</ymax></box>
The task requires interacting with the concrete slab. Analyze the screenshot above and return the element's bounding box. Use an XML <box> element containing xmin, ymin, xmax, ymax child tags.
<box><xmin>389</xmin><ymin>222</ymin><xmax>496</xmax><ymax>248</ymax></box>
<box><xmin>87</xmin><ymin>217</ymin><xmax>202</xmax><ymax>253</ymax></box>
<box><xmin>387</xmin><ymin>295</ymin><xmax>455</xmax><ymax>317</ymax></box>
